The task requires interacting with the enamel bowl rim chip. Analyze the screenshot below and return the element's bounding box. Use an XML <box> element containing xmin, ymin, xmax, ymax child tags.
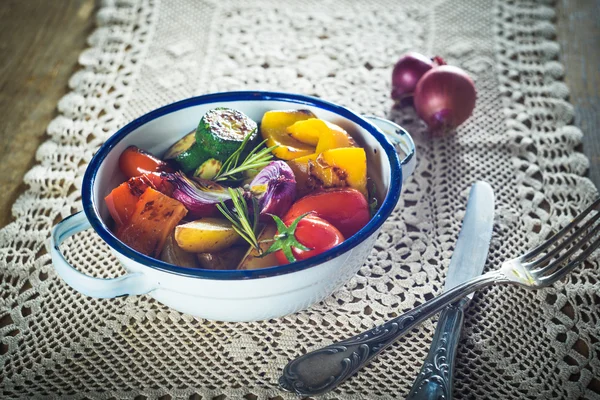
<box><xmin>82</xmin><ymin>91</ymin><xmax>403</xmax><ymax>280</ymax></box>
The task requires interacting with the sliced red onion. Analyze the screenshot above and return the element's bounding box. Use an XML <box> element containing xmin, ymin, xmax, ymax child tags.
<box><xmin>249</xmin><ymin>161</ymin><xmax>296</xmax><ymax>220</ymax></box>
<box><xmin>166</xmin><ymin>172</ymin><xmax>231</xmax><ymax>218</ymax></box>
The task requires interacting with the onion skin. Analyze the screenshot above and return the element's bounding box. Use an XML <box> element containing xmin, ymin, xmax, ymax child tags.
<box><xmin>250</xmin><ymin>161</ymin><xmax>296</xmax><ymax>221</ymax></box>
<box><xmin>413</xmin><ymin>65</ymin><xmax>476</xmax><ymax>133</ymax></box>
<box><xmin>166</xmin><ymin>172</ymin><xmax>230</xmax><ymax>219</ymax></box>
<box><xmin>391</xmin><ymin>52</ymin><xmax>445</xmax><ymax>101</ymax></box>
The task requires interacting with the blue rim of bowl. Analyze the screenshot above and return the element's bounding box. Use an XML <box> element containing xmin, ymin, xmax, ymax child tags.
<box><xmin>82</xmin><ymin>91</ymin><xmax>402</xmax><ymax>280</ymax></box>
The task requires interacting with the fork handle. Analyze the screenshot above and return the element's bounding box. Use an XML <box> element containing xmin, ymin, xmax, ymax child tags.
<box><xmin>279</xmin><ymin>271</ymin><xmax>502</xmax><ymax>396</ymax></box>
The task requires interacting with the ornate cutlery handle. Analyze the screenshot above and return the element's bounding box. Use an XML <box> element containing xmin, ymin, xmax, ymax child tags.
<box><xmin>405</xmin><ymin>298</ymin><xmax>468</xmax><ymax>400</ymax></box>
<box><xmin>279</xmin><ymin>273</ymin><xmax>500</xmax><ymax>396</ymax></box>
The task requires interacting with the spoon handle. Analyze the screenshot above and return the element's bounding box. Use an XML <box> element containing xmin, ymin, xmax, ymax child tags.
<box><xmin>279</xmin><ymin>272</ymin><xmax>499</xmax><ymax>396</ymax></box>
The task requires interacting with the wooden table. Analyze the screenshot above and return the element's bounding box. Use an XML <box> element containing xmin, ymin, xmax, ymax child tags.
<box><xmin>0</xmin><ymin>0</ymin><xmax>598</xmax><ymax>229</ymax></box>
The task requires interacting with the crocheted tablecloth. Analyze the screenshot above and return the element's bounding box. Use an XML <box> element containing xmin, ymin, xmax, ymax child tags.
<box><xmin>1</xmin><ymin>0</ymin><xmax>599</xmax><ymax>398</ymax></box>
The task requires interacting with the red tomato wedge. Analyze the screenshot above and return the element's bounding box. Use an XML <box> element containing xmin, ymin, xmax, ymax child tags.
<box><xmin>104</xmin><ymin>173</ymin><xmax>173</xmax><ymax>227</ymax></box>
<box><xmin>274</xmin><ymin>214</ymin><xmax>344</xmax><ymax>265</ymax></box>
<box><xmin>283</xmin><ymin>188</ymin><xmax>370</xmax><ymax>238</ymax></box>
<box><xmin>119</xmin><ymin>145</ymin><xmax>172</xmax><ymax>178</ymax></box>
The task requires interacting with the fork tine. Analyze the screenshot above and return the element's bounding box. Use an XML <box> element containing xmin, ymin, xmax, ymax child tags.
<box><xmin>533</xmin><ymin>221</ymin><xmax>600</xmax><ymax>276</ymax></box>
<box><xmin>519</xmin><ymin>197</ymin><xmax>600</xmax><ymax>262</ymax></box>
<box><xmin>540</xmin><ymin>233</ymin><xmax>600</xmax><ymax>285</ymax></box>
<box><xmin>528</xmin><ymin>209</ymin><xmax>600</xmax><ymax>272</ymax></box>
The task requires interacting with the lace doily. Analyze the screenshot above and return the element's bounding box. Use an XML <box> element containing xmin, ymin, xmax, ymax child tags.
<box><xmin>1</xmin><ymin>0</ymin><xmax>599</xmax><ymax>398</ymax></box>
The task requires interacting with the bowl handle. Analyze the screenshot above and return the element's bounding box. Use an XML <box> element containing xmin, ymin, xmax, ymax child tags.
<box><xmin>363</xmin><ymin>115</ymin><xmax>417</xmax><ymax>182</ymax></box>
<box><xmin>49</xmin><ymin>211</ymin><xmax>156</xmax><ymax>298</ymax></box>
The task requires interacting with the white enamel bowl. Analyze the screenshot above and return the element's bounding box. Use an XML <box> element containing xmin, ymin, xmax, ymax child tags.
<box><xmin>50</xmin><ymin>91</ymin><xmax>416</xmax><ymax>322</ymax></box>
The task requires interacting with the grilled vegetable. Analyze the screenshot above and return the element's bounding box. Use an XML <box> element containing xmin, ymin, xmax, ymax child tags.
<box><xmin>163</xmin><ymin>130</ymin><xmax>211</xmax><ymax>173</ymax></box>
<box><xmin>196</xmin><ymin>246</ymin><xmax>247</xmax><ymax>270</ymax></box>
<box><xmin>259</xmin><ymin>109</ymin><xmax>317</xmax><ymax>160</ymax></box>
<box><xmin>287</xmin><ymin>118</ymin><xmax>356</xmax><ymax>154</ymax></box>
<box><xmin>167</xmin><ymin>172</ymin><xmax>231</xmax><ymax>219</ymax></box>
<box><xmin>194</xmin><ymin>158</ymin><xmax>222</xmax><ymax>180</ymax></box>
<box><xmin>174</xmin><ymin>217</ymin><xmax>240</xmax><ymax>253</ymax></box>
<box><xmin>159</xmin><ymin>233</ymin><xmax>198</xmax><ymax>268</ymax></box>
<box><xmin>249</xmin><ymin>161</ymin><xmax>296</xmax><ymax>221</ymax></box>
<box><xmin>105</xmin><ymin>173</ymin><xmax>173</xmax><ymax>227</ymax></box>
<box><xmin>237</xmin><ymin>223</ymin><xmax>280</xmax><ymax>270</ymax></box>
<box><xmin>119</xmin><ymin>146</ymin><xmax>172</xmax><ymax>178</ymax></box>
<box><xmin>286</xmin><ymin>147</ymin><xmax>368</xmax><ymax>198</ymax></box>
<box><xmin>164</xmin><ymin>130</ymin><xmax>195</xmax><ymax>160</ymax></box>
<box><xmin>116</xmin><ymin>187</ymin><xmax>188</xmax><ymax>257</ymax></box>
<box><xmin>105</xmin><ymin>176</ymin><xmax>148</xmax><ymax>227</ymax></box>
<box><xmin>196</xmin><ymin>108</ymin><xmax>258</xmax><ymax>162</ymax></box>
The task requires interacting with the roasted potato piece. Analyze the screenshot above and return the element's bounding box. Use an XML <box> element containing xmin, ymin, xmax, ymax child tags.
<box><xmin>174</xmin><ymin>217</ymin><xmax>240</xmax><ymax>253</ymax></box>
<box><xmin>196</xmin><ymin>246</ymin><xmax>248</xmax><ymax>270</ymax></box>
<box><xmin>237</xmin><ymin>223</ymin><xmax>280</xmax><ymax>270</ymax></box>
<box><xmin>160</xmin><ymin>233</ymin><xmax>199</xmax><ymax>268</ymax></box>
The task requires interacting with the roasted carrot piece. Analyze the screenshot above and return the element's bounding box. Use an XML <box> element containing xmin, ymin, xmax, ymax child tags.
<box><xmin>116</xmin><ymin>187</ymin><xmax>187</xmax><ymax>257</ymax></box>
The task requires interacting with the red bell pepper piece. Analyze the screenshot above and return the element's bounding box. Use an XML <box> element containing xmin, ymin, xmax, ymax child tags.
<box><xmin>104</xmin><ymin>173</ymin><xmax>173</xmax><ymax>227</ymax></box>
<box><xmin>116</xmin><ymin>187</ymin><xmax>187</xmax><ymax>257</ymax></box>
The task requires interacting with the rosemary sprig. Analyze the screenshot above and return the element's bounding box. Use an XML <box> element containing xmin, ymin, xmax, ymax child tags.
<box><xmin>213</xmin><ymin>132</ymin><xmax>252</xmax><ymax>181</ymax></box>
<box><xmin>216</xmin><ymin>187</ymin><xmax>261</xmax><ymax>252</ymax></box>
<box><xmin>213</xmin><ymin>135</ymin><xmax>278</xmax><ymax>182</ymax></box>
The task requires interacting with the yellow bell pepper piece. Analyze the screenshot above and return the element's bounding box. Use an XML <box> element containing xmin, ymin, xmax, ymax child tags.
<box><xmin>287</xmin><ymin>147</ymin><xmax>368</xmax><ymax>198</ymax></box>
<box><xmin>287</xmin><ymin>118</ymin><xmax>357</xmax><ymax>154</ymax></box>
<box><xmin>260</xmin><ymin>110</ymin><xmax>317</xmax><ymax>160</ymax></box>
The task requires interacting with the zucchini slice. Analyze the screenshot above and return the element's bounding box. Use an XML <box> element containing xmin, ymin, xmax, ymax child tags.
<box><xmin>193</xmin><ymin>158</ymin><xmax>222</xmax><ymax>180</ymax></box>
<box><xmin>164</xmin><ymin>130</ymin><xmax>195</xmax><ymax>160</ymax></box>
<box><xmin>164</xmin><ymin>130</ymin><xmax>211</xmax><ymax>173</ymax></box>
<box><xmin>196</xmin><ymin>108</ymin><xmax>258</xmax><ymax>161</ymax></box>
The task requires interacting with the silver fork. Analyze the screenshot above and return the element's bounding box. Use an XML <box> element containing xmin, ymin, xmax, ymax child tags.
<box><xmin>279</xmin><ymin>198</ymin><xmax>600</xmax><ymax>396</ymax></box>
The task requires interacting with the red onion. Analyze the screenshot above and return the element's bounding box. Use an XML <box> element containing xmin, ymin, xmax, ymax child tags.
<box><xmin>391</xmin><ymin>52</ymin><xmax>445</xmax><ymax>101</ymax></box>
<box><xmin>249</xmin><ymin>161</ymin><xmax>296</xmax><ymax>220</ymax></box>
<box><xmin>167</xmin><ymin>172</ymin><xmax>231</xmax><ymax>218</ymax></box>
<box><xmin>413</xmin><ymin>65</ymin><xmax>476</xmax><ymax>133</ymax></box>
